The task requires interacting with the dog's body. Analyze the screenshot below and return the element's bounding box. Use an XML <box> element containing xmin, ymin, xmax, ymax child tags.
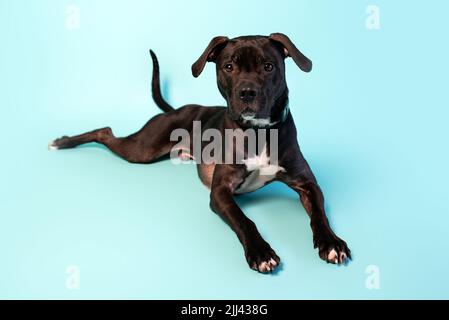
<box><xmin>50</xmin><ymin>34</ymin><xmax>350</xmax><ymax>273</ymax></box>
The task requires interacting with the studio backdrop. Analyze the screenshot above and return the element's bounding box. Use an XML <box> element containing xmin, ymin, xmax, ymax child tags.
<box><xmin>0</xmin><ymin>0</ymin><xmax>448</xmax><ymax>299</ymax></box>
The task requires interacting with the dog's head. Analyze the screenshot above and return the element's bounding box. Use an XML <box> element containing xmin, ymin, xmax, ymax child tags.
<box><xmin>192</xmin><ymin>33</ymin><xmax>312</xmax><ymax>127</ymax></box>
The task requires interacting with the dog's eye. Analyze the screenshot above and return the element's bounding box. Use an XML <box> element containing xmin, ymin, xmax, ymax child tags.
<box><xmin>224</xmin><ymin>63</ymin><xmax>233</xmax><ymax>72</ymax></box>
<box><xmin>264</xmin><ymin>63</ymin><xmax>274</xmax><ymax>72</ymax></box>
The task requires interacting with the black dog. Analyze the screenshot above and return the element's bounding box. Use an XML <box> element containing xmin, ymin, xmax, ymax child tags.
<box><xmin>49</xmin><ymin>33</ymin><xmax>350</xmax><ymax>273</ymax></box>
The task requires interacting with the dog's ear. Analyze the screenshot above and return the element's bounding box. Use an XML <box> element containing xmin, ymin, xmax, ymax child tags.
<box><xmin>192</xmin><ymin>36</ymin><xmax>229</xmax><ymax>77</ymax></box>
<box><xmin>269</xmin><ymin>33</ymin><xmax>312</xmax><ymax>73</ymax></box>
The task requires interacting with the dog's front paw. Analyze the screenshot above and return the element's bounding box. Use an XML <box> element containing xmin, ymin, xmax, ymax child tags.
<box><xmin>244</xmin><ymin>240</ymin><xmax>281</xmax><ymax>273</ymax></box>
<box><xmin>314</xmin><ymin>233</ymin><xmax>351</xmax><ymax>265</ymax></box>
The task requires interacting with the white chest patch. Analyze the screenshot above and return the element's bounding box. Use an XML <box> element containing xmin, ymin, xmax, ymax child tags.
<box><xmin>235</xmin><ymin>146</ymin><xmax>285</xmax><ymax>194</ymax></box>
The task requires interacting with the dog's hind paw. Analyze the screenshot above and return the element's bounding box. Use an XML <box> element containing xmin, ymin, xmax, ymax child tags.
<box><xmin>314</xmin><ymin>233</ymin><xmax>351</xmax><ymax>265</ymax></box>
<box><xmin>245</xmin><ymin>240</ymin><xmax>281</xmax><ymax>273</ymax></box>
<box><xmin>48</xmin><ymin>140</ymin><xmax>60</xmax><ymax>150</ymax></box>
<box><xmin>48</xmin><ymin>136</ymin><xmax>72</xmax><ymax>150</ymax></box>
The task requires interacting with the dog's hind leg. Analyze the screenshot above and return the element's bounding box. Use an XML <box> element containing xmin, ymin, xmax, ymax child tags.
<box><xmin>49</xmin><ymin>112</ymin><xmax>181</xmax><ymax>164</ymax></box>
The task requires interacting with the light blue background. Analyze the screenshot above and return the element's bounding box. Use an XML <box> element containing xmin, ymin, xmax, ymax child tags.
<box><xmin>1</xmin><ymin>0</ymin><xmax>448</xmax><ymax>299</ymax></box>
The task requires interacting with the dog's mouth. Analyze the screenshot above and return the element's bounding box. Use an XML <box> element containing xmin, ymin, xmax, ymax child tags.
<box><xmin>240</xmin><ymin>114</ymin><xmax>273</xmax><ymax>127</ymax></box>
<box><xmin>240</xmin><ymin>109</ymin><xmax>257</xmax><ymax>118</ymax></box>
<box><xmin>234</xmin><ymin>109</ymin><xmax>273</xmax><ymax>128</ymax></box>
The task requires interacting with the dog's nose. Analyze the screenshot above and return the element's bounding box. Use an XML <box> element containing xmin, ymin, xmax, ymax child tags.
<box><xmin>239</xmin><ymin>88</ymin><xmax>257</xmax><ymax>103</ymax></box>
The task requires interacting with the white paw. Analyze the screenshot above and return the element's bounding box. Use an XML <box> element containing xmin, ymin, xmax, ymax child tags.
<box><xmin>48</xmin><ymin>141</ymin><xmax>59</xmax><ymax>150</ymax></box>
<box><xmin>257</xmin><ymin>258</ymin><xmax>279</xmax><ymax>273</ymax></box>
<box><xmin>327</xmin><ymin>249</ymin><xmax>348</xmax><ymax>264</ymax></box>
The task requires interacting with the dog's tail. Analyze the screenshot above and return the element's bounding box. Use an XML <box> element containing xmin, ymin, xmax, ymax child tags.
<box><xmin>150</xmin><ymin>50</ymin><xmax>174</xmax><ymax>113</ymax></box>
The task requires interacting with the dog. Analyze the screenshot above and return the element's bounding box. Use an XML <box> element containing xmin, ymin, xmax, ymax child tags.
<box><xmin>49</xmin><ymin>33</ymin><xmax>351</xmax><ymax>273</ymax></box>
